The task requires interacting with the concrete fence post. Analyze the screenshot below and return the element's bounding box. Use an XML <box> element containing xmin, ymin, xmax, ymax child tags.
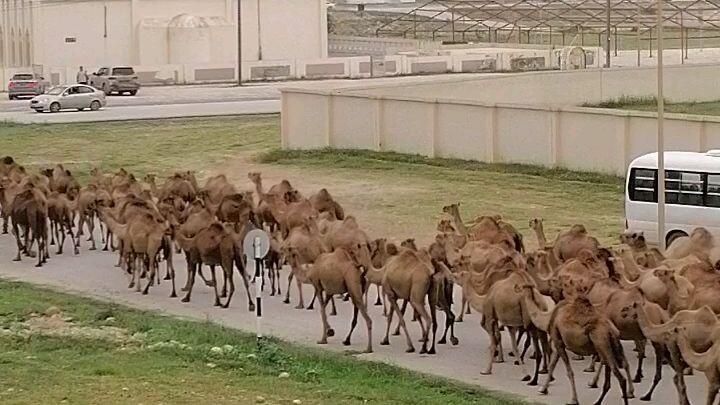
<box><xmin>430</xmin><ymin>101</ymin><xmax>439</xmax><ymax>158</ymax></box>
<box><xmin>374</xmin><ymin>97</ymin><xmax>384</xmax><ymax>152</ymax></box>
<box><xmin>486</xmin><ymin>106</ymin><xmax>498</xmax><ymax>162</ymax></box>
<box><xmin>620</xmin><ymin>115</ymin><xmax>631</xmax><ymax>172</ymax></box>
<box><xmin>699</xmin><ymin>120</ymin><xmax>707</xmax><ymax>152</ymax></box>
<box><xmin>326</xmin><ymin>94</ymin><xmax>334</xmax><ymax>147</ymax></box>
<box><xmin>549</xmin><ymin>110</ymin><xmax>561</xmax><ymax>166</ymax></box>
<box><xmin>281</xmin><ymin>94</ymin><xmax>289</xmax><ymax>149</ymax></box>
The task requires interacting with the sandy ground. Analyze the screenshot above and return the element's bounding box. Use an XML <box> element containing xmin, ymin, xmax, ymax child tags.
<box><xmin>0</xmin><ymin>157</ymin><xmax>710</xmax><ymax>405</ymax></box>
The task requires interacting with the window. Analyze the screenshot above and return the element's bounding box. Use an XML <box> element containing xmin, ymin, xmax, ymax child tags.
<box><xmin>630</xmin><ymin>168</ymin><xmax>656</xmax><ymax>202</ymax></box>
<box><xmin>111</xmin><ymin>67</ymin><xmax>134</xmax><ymax>76</ymax></box>
<box><xmin>708</xmin><ymin>175</ymin><xmax>720</xmax><ymax>207</ymax></box>
<box><xmin>666</xmin><ymin>171</ymin><xmax>704</xmax><ymax>206</ymax></box>
<box><xmin>78</xmin><ymin>86</ymin><xmax>93</xmax><ymax>94</ymax></box>
<box><xmin>11</xmin><ymin>73</ymin><xmax>32</xmax><ymax>80</ymax></box>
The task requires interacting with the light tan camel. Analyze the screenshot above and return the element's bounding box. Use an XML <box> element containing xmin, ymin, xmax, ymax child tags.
<box><xmin>676</xmin><ymin>326</ymin><xmax>720</xmax><ymax>405</ymax></box>
<box><xmin>200</xmin><ymin>174</ymin><xmax>237</xmax><ymax>205</ymax></box>
<box><xmin>379</xmin><ymin>249</ymin><xmax>438</xmax><ymax>354</ymax></box>
<box><xmin>529</xmin><ymin>218</ymin><xmax>548</xmax><ymax>250</ymax></box>
<box><xmin>655</xmin><ymin>269</ymin><xmax>720</xmax><ymax>314</ymax></box>
<box><xmin>309</xmin><ymin>188</ymin><xmax>344</xmax><ymax>220</ymax></box>
<box><xmin>287</xmin><ymin>247</ymin><xmax>372</xmax><ymax>353</ymax></box>
<box><xmin>442</xmin><ymin>203</ymin><xmax>523</xmax><ymax>252</ymax></box>
<box><xmin>281</xmin><ymin>223</ymin><xmax>329</xmax><ymax>309</ymax></box>
<box><xmin>666</xmin><ymin>227</ymin><xmax>715</xmax><ymax>260</ymax></box>
<box><xmin>47</xmin><ymin>191</ymin><xmax>79</xmax><ymax>255</ymax></box>
<box><xmin>552</xmin><ymin>224</ymin><xmax>600</xmax><ymax>263</ymax></box>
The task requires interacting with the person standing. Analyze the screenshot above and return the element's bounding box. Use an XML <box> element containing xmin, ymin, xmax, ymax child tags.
<box><xmin>76</xmin><ymin>66</ymin><xmax>89</xmax><ymax>85</ymax></box>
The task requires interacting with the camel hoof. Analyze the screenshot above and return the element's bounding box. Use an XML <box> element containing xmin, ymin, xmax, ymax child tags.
<box><xmin>380</xmin><ymin>338</ymin><xmax>389</xmax><ymax>346</ymax></box>
<box><xmin>164</xmin><ymin>275</ymin><xmax>171</xmax><ymax>281</ymax></box>
<box><xmin>102</xmin><ymin>247</ymin><xmax>109</xmax><ymax>252</ymax></box>
<box><xmin>327</xmin><ymin>328</ymin><xmax>335</xmax><ymax>337</ymax></box>
<box><xmin>342</xmin><ymin>339</ymin><xmax>351</xmax><ymax>346</ymax></box>
<box><xmin>392</xmin><ymin>331</ymin><xmax>401</xmax><ymax>336</ymax></box>
<box><xmin>450</xmin><ymin>337</ymin><xmax>459</xmax><ymax>346</ymax></box>
<box><xmin>427</xmin><ymin>347</ymin><xmax>436</xmax><ymax>355</ymax></box>
<box><xmin>181</xmin><ymin>297</ymin><xmax>190</xmax><ymax>303</ymax></box>
<box><xmin>181</xmin><ymin>287</ymin><xmax>189</xmax><ymax>292</ymax></box>
<box><xmin>456</xmin><ymin>318</ymin><xmax>463</xmax><ymax>323</ymax></box>
<box><xmin>74</xmin><ymin>249</ymin><xmax>79</xmax><ymax>255</ymax></box>
<box><xmin>627</xmin><ymin>393</ymin><xmax>635</xmax><ymax>400</ymax></box>
<box><xmin>640</xmin><ymin>394</ymin><xmax>651</xmax><ymax>401</ymax></box>
<box><xmin>522</xmin><ymin>375</ymin><xmax>531</xmax><ymax>382</ymax></box>
<box><xmin>538</xmin><ymin>388</ymin><xmax>548</xmax><ymax>396</ymax></box>
<box><xmin>214</xmin><ymin>302</ymin><xmax>221</xmax><ymax>307</ymax></box>
<box><xmin>283</xmin><ymin>298</ymin><xmax>290</xmax><ymax>304</ymax></box>
<box><xmin>364</xmin><ymin>348</ymin><xmax>373</xmax><ymax>354</ymax></box>
<box><xmin>587</xmin><ymin>383</ymin><xmax>598</xmax><ymax>389</ymax></box>
<box><xmin>330</xmin><ymin>311</ymin><xmax>337</xmax><ymax>316</ymax></box>
<box><xmin>539</xmin><ymin>368</ymin><xmax>548</xmax><ymax>375</ymax></box>
<box><xmin>295</xmin><ymin>304</ymin><xmax>304</xmax><ymax>310</ymax></box>
<box><xmin>583</xmin><ymin>366</ymin><xmax>595</xmax><ymax>373</ymax></box>
<box><xmin>405</xmin><ymin>347</ymin><xmax>415</xmax><ymax>353</ymax></box>
<box><xmin>480</xmin><ymin>370</ymin><xmax>491</xmax><ymax>375</ymax></box>
<box><xmin>170</xmin><ymin>293</ymin><xmax>177</xmax><ymax>298</ymax></box>
<box><xmin>633</xmin><ymin>376</ymin><xmax>642</xmax><ymax>383</ymax></box>
<box><xmin>528</xmin><ymin>380</ymin><xmax>538</xmax><ymax>387</ymax></box>
<box><xmin>35</xmin><ymin>263</ymin><xmax>42</xmax><ymax>268</ymax></box>
<box><xmin>438</xmin><ymin>338</ymin><xmax>447</xmax><ymax>345</ymax></box>
<box><xmin>12</xmin><ymin>258</ymin><xmax>20</xmax><ymax>262</ymax></box>
<box><xmin>205</xmin><ymin>281</ymin><xmax>215</xmax><ymax>287</ymax></box>
<box><xmin>514</xmin><ymin>360</ymin><xmax>521</xmax><ymax>366</ymax></box>
<box><xmin>374</xmin><ymin>301</ymin><xmax>382</xmax><ymax>306</ymax></box>
<box><xmin>248</xmin><ymin>304</ymin><xmax>256</xmax><ymax>312</ymax></box>
<box><xmin>317</xmin><ymin>340</ymin><xmax>327</xmax><ymax>345</ymax></box>
<box><xmin>89</xmin><ymin>247</ymin><xmax>97</xmax><ymax>251</ymax></box>
<box><xmin>142</xmin><ymin>291</ymin><xmax>149</xmax><ymax>296</ymax></box>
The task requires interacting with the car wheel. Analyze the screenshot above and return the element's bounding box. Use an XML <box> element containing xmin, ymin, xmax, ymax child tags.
<box><xmin>49</xmin><ymin>102</ymin><xmax>61</xmax><ymax>113</ymax></box>
<box><xmin>8</xmin><ymin>95</ymin><xmax>14</xmax><ymax>100</ymax></box>
<box><xmin>90</xmin><ymin>100</ymin><xmax>101</xmax><ymax>111</ymax></box>
<box><xmin>129</xmin><ymin>90</ymin><xmax>137</xmax><ymax>96</ymax></box>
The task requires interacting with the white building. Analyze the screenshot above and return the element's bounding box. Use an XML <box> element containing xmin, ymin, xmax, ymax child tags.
<box><xmin>1</xmin><ymin>0</ymin><xmax>327</xmax><ymax>81</ymax></box>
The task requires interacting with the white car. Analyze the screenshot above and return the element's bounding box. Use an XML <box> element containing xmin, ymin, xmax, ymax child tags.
<box><xmin>30</xmin><ymin>84</ymin><xmax>107</xmax><ymax>113</ymax></box>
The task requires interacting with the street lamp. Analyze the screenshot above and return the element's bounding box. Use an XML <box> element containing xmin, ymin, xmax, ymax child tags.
<box><xmin>237</xmin><ymin>0</ymin><xmax>243</xmax><ymax>86</ymax></box>
<box><xmin>656</xmin><ymin>0</ymin><xmax>666</xmax><ymax>251</ymax></box>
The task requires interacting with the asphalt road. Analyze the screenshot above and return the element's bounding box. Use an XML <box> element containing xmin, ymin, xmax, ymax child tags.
<box><xmin>0</xmin><ymin>229</ymin><xmax>707</xmax><ymax>405</ymax></box>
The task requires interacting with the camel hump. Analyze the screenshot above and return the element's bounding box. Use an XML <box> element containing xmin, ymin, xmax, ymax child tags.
<box><xmin>569</xmin><ymin>224</ymin><xmax>587</xmax><ymax>234</ymax></box>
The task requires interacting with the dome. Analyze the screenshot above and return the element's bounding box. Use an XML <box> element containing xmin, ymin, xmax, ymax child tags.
<box><xmin>168</xmin><ymin>14</ymin><xmax>209</xmax><ymax>29</ymax></box>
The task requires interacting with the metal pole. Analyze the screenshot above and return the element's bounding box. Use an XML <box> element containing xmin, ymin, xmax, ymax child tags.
<box><xmin>605</xmin><ymin>0</ymin><xmax>611</xmax><ymax>67</ymax></box>
<box><xmin>680</xmin><ymin>12</ymin><xmax>684</xmax><ymax>64</ymax></box>
<box><xmin>254</xmin><ymin>236</ymin><xmax>263</xmax><ymax>342</ymax></box>
<box><xmin>614</xmin><ymin>26</ymin><xmax>618</xmax><ymax>56</ymax></box>
<box><xmin>657</xmin><ymin>0</ymin><xmax>666</xmax><ymax>252</ymax></box>
<box><xmin>237</xmin><ymin>0</ymin><xmax>242</xmax><ymax>86</ymax></box>
<box><xmin>649</xmin><ymin>29</ymin><xmax>653</xmax><ymax>58</ymax></box>
<box><xmin>637</xmin><ymin>28</ymin><xmax>641</xmax><ymax>66</ymax></box>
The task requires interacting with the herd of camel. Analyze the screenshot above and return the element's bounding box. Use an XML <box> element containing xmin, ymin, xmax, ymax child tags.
<box><xmin>4</xmin><ymin>155</ymin><xmax>720</xmax><ymax>405</ymax></box>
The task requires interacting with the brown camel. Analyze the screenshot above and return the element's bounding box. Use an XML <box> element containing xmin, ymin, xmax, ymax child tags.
<box><xmin>309</xmin><ymin>188</ymin><xmax>345</xmax><ymax>220</ymax></box>
<box><xmin>287</xmin><ymin>247</ymin><xmax>372</xmax><ymax>353</ymax></box>
<box><xmin>200</xmin><ymin>174</ymin><xmax>237</xmax><ymax>205</ymax></box>
<box><xmin>443</xmin><ymin>203</ymin><xmax>523</xmax><ymax>251</ymax></box>
<box><xmin>281</xmin><ymin>223</ymin><xmax>329</xmax><ymax>309</ymax></box>
<box><xmin>665</xmin><ymin>227</ymin><xmax>715</xmax><ymax>260</ymax></box>
<box><xmin>175</xmin><ymin>222</ymin><xmax>254</xmax><ymax>309</ymax></box>
<box><xmin>552</xmin><ymin>224</ymin><xmax>600</xmax><ymax>263</ymax></box>
<box><xmin>540</xmin><ymin>292</ymin><xmax>630</xmax><ymax>405</ymax></box>
<box><xmin>655</xmin><ymin>269</ymin><xmax>720</xmax><ymax>314</ymax></box>
<box><xmin>47</xmin><ymin>192</ymin><xmax>79</xmax><ymax>255</ymax></box>
<box><xmin>10</xmin><ymin>186</ymin><xmax>49</xmax><ymax>267</ymax></box>
<box><xmin>529</xmin><ymin>218</ymin><xmax>548</xmax><ymax>250</ymax></box>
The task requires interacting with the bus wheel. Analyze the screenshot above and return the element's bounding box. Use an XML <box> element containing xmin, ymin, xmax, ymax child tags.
<box><xmin>666</xmin><ymin>231</ymin><xmax>688</xmax><ymax>248</ymax></box>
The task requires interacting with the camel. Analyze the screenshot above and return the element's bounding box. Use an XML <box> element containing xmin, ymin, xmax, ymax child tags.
<box><xmin>286</xmin><ymin>247</ymin><xmax>372</xmax><ymax>353</ymax></box>
<box><xmin>529</xmin><ymin>218</ymin><xmax>549</xmax><ymax>250</ymax></box>
<box><xmin>48</xmin><ymin>164</ymin><xmax>80</xmax><ymax>195</ymax></box>
<box><xmin>442</xmin><ymin>203</ymin><xmax>523</xmax><ymax>252</ymax></box>
<box><xmin>675</xmin><ymin>327</ymin><xmax>720</xmax><ymax>405</ymax></box>
<box><xmin>47</xmin><ymin>192</ymin><xmax>79</xmax><ymax>255</ymax></box>
<box><xmin>199</xmin><ymin>174</ymin><xmax>237</xmax><ymax>205</ymax></box>
<box><xmin>0</xmin><ymin>176</ymin><xmax>24</xmax><ymax>234</ymax></box>
<box><xmin>281</xmin><ymin>223</ymin><xmax>329</xmax><ymax>309</ymax></box>
<box><xmin>176</xmin><ymin>206</ymin><xmax>222</xmax><ymax>291</ymax></box>
<box><xmin>248</xmin><ymin>172</ymin><xmax>278</xmax><ymax>231</ymax></box>
<box><xmin>378</xmin><ymin>248</ymin><xmax>439</xmax><ymax>354</ymax></box>
<box><xmin>146</xmin><ymin>173</ymin><xmax>196</xmax><ymax>202</ymax></box>
<box><xmin>655</xmin><ymin>269</ymin><xmax>720</xmax><ymax>314</ymax></box>
<box><xmin>74</xmin><ymin>185</ymin><xmax>101</xmax><ymax>251</ymax></box>
<box><xmin>10</xmin><ymin>186</ymin><xmax>49</xmax><ymax>267</ymax></box>
<box><xmin>666</xmin><ymin>227</ymin><xmax>715</xmax><ymax>261</ymax></box>
<box><xmin>175</xmin><ymin>222</ymin><xmax>254</xmax><ymax>309</ymax></box>
<box><xmin>678</xmin><ymin>261</ymin><xmax>720</xmax><ymax>286</ymax></box>
<box><xmin>309</xmin><ymin>188</ymin><xmax>344</xmax><ymax>220</ymax></box>
<box><xmin>552</xmin><ymin>224</ymin><xmax>600</xmax><ymax>263</ymax></box>
<box><xmin>323</xmin><ymin>216</ymin><xmax>369</xmax><ymax>252</ymax></box>
<box><xmin>539</xmin><ymin>292</ymin><xmax>630</xmax><ymax>405</ymax></box>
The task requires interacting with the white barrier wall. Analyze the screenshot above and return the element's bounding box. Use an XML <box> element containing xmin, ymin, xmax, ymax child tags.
<box><xmin>281</xmin><ymin>81</ymin><xmax>720</xmax><ymax>176</ymax></box>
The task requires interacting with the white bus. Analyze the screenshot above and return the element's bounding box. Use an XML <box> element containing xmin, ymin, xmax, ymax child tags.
<box><xmin>625</xmin><ymin>150</ymin><xmax>720</xmax><ymax>247</ymax></box>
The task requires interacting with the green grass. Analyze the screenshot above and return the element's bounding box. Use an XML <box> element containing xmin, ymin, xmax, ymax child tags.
<box><xmin>0</xmin><ymin>115</ymin><xmax>279</xmax><ymax>183</ymax></box>
<box><xmin>0</xmin><ymin>281</ymin><xmax>521</xmax><ymax>405</ymax></box>
<box><xmin>585</xmin><ymin>96</ymin><xmax>720</xmax><ymax>116</ymax></box>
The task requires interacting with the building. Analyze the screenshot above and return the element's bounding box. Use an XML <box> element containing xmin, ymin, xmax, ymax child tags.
<box><xmin>0</xmin><ymin>0</ymin><xmax>327</xmax><ymax>73</ymax></box>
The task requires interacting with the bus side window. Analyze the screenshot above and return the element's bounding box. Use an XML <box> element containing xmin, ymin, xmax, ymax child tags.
<box><xmin>708</xmin><ymin>175</ymin><xmax>720</xmax><ymax>207</ymax></box>
<box><xmin>631</xmin><ymin>168</ymin><xmax>656</xmax><ymax>202</ymax></box>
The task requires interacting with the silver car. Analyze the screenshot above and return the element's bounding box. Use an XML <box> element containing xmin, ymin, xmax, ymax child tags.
<box><xmin>30</xmin><ymin>84</ymin><xmax>107</xmax><ymax>113</ymax></box>
<box><xmin>8</xmin><ymin>73</ymin><xmax>50</xmax><ymax>99</ymax></box>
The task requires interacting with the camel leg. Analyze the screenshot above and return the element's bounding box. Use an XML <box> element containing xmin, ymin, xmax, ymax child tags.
<box><xmin>589</xmin><ymin>362</ymin><xmax>602</xmax><ymax>389</ymax></box>
<box><xmin>181</xmin><ymin>254</ymin><xmax>193</xmax><ymax>292</ymax></box>
<box><xmin>584</xmin><ymin>355</ymin><xmax>597</xmax><ymax>373</ymax></box>
<box><xmin>610</xmin><ymin>361</ymin><xmax>630</xmax><ymax>405</ymax></box>
<box><xmin>135</xmin><ymin>256</ymin><xmax>144</xmax><ymax>292</ymax></box>
<box><xmin>142</xmin><ymin>255</ymin><xmax>158</xmax><ymax>295</ymax></box>
<box><xmin>181</xmin><ymin>262</ymin><xmax>198</xmax><ymax>303</ymax></box>
<box><xmin>197</xmin><ymin>266</ymin><xmax>214</xmax><ymax>287</ymax></box>
<box><xmin>667</xmin><ymin>344</ymin><xmax>691</xmax><ymax>405</ymax></box>
<box><xmin>49</xmin><ymin>220</ymin><xmax>56</xmax><ymax>246</ymax></box>
<box><xmin>2</xmin><ymin>213</ymin><xmax>8</xmax><ymax>234</ymax></box>
<box><xmin>209</xmin><ymin>265</ymin><xmax>221</xmax><ymax>307</ymax></box>
<box><xmin>621</xmin><ymin>348</ymin><xmax>636</xmax><ymax>399</ymax></box>
<box><xmin>275</xmin><ymin>268</ymin><xmax>282</xmax><ymax>295</ymax></box>
<box><xmin>68</xmin><ymin>221</ymin><xmax>79</xmax><ymax>255</ymax></box>
<box><xmin>640</xmin><ymin>343</ymin><xmax>664</xmax><ymax>401</ymax></box>
<box><xmin>388</xmin><ymin>294</ymin><xmax>414</xmax><ymax>353</ymax></box>
<box><xmin>99</xmin><ymin>219</ymin><xmax>106</xmax><ymax>244</ymax></box>
<box><xmin>593</xmin><ymin>365</ymin><xmax>612</xmax><ymax>405</ymax></box>
<box><xmin>374</xmin><ymin>285</ymin><xmax>382</xmax><ymax>306</ymax></box>
<box><xmin>294</xmin><ymin>270</ymin><xmax>305</xmax><ymax>310</ymax></box>
<box><xmin>343</xmin><ymin>297</ymin><xmax>359</xmax><ymax>347</ymax></box>
<box><xmin>540</xmin><ymin>349</ymin><xmax>561</xmax><ymax>396</ymax></box>
<box><xmin>702</xmin><ymin>372</ymin><xmax>720</xmax><ymax>405</ymax></box>
<box><xmin>634</xmin><ymin>339</ymin><xmax>646</xmax><ymax>383</ymax></box>
<box><xmin>316</xmin><ymin>289</ymin><xmax>331</xmax><ymax>345</ymax></box>
<box><xmin>381</xmin><ymin>295</ymin><xmax>396</xmax><ymax>346</ymax></box>
<box><xmin>284</xmin><ymin>269</ymin><xmax>294</xmax><ymax>304</ymax></box>
<box><xmin>56</xmin><ymin>222</ymin><xmax>64</xmax><ymax>254</ymax></box>
<box><xmin>235</xmin><ymin>259</ymin><xmax>255</xmax><ymax>312</ymax></box>
<box><xmin>393</xmin><ymin>300</ymin><xmax>408</xmax><ymax>336</ymax></box>
<box><xmin>509</xmin><ymin>327</ymin><xmax>531</xmax><ymax>381</ymax></box>
<box><xmin>221</xmin><ymin>262</ymin><xmax>235</xmax><ymax>309</ymax></box>
<box><xmin>308</xmin><ymin>292</ymin><xmax>317</xmax><ymax>310</ymax></box>
<box><xmin>559</xmin><ymin>348</ymin><xmax>580</xmax><ymax>405</ymax></box>
<box><xmin>169</xmin><ymin>255</ymin><xmax>177</xmax><ymax>299</ymax></box>
<box><xmin>528</xmin><ymin>331</ymin><xmax>542</xmax><ymax>386</ymax></box>
<box><xmin>345</xmin><ymin>286</ymin><xmax>372</xmax><ymax>354</ymax></box>
<box><xmin>329</xmin><ymin>296</ymin><xmax>337</xmax><ymax>316</ymax></box>
<box><xmin>87</xmin><ymin>215</ymin><xmax>97</xmax><ymax>251</ymax></box>
<box><xmin>456</xmin><ymin>297</ymin><xmax>466</xmax><ymax>322</ymax></box>
<box><xmin>12</xmin><ymin>222</ymin><xmax>23</xmax><ymax>262</ymax></box>
<box><xmin>481</xmin><ymin>321</ymin><xmax>498</xmax><ymax>375</ymax></box>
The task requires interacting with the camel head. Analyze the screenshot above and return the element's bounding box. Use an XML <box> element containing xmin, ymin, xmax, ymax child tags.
<box><xmin>653</xmin><ymin>267</ymin><xmax>674</xmax><ymax>284</ymax></box>
<box><xmin>1</xmin><ymin>156</ymin><xmax>14</xmax><ymax>165</ymax></box>
<box><xmin>247</xmin><ymin>172</ymin><xmax>262</xmax><ymax>184</ymax></box>
<box><xmin>441</xmin><ymin>203</ymin><xmax>459</xmax><ymax>215</ymax></box>
<box><xmin>283</xmin><ymin>190</ymin><xmax>301</xmax><ymax>203</ymax></box>
<box><xmin>529</xmin><ymin>218</ymin><xmax>543</xmax><ymax>230</ymax></box>
<box><xmin>386</xmin><ymin>243</ymin><xmax>399</xmax><ymax>256</ymax></box>
<box><xmin>400</xmin><ymin>238</ymin><xmax>417</xmax><ymax>251</ymax></box>
<box><xmin>620</xmin><ymin>231</ymin><xmax>645</xmax><ymax>247</ymax></box>
<box><xmin>436</xmin><ymin>219</ymin><xmax>456</xmax><ymax>234</ymax></box>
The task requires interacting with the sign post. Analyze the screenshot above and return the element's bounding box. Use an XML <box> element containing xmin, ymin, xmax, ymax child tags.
<box><xmin>243</xmin><ymin>229</ymin><xmax>270</xmax><ymax>344</ymax></box>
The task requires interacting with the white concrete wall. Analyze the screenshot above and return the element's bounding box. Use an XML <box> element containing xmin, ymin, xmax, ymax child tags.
<box><xmin>280</xmin><ymin>64</ymin><xmax>720</xmax><ymax>175</ymax></box>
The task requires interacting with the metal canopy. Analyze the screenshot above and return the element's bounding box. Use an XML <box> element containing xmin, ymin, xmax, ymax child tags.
<box><xmin>375</xmin><ymin>0</ymin><xmax>720</xmax><ymax>36</ymax></box>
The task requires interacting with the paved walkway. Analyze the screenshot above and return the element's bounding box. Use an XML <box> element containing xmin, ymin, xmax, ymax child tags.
<box><xmin>0</xmin><ymin>232</ymin><xmax>707</xmax><ymax>405</ymax></box>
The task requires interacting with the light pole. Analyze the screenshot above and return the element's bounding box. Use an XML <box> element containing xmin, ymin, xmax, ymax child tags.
<box><xmin>237</xmin><ymin>0</ymin><xmax>242</xmax><ymax>86</ymax></box>
<box><xmin>656</xmin><ymin>0</ymin><xmax>666</xmax><ymax>251</ymax></box>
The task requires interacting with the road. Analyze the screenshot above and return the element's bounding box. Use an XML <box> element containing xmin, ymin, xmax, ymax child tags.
<box><xmin>0</xmin><ymin>232</ymin><xmax>707</xmax><ymax>405</ymax></box>
<box><xmin>0</xmin><ymin>75</ymin><xmax>485</xmax><ymax>123</ymax></box>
